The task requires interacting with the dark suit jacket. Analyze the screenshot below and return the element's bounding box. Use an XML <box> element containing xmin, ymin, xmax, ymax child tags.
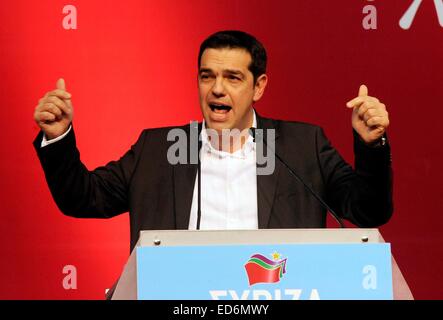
<box><xmin>34</xmin><ymin>114</ymin><xmax>393</xmax><ymax>253</ymax></box>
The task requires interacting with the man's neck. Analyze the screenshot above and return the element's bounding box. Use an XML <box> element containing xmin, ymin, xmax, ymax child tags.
<box><xmin>205</xmin><ymin>109</ymin><xmax>255</xmax><ymax>153</ymax></box>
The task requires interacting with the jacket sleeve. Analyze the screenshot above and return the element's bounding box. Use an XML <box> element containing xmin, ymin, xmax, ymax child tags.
<box><xmin>317</xmin><ymin>127</ymin><xmax>393</xmax><ymax>227</ymax></box>
<box><xmin>33</xmin><ymin>126</ymin><xmax>147</xmax><ymax>218</ymax></box>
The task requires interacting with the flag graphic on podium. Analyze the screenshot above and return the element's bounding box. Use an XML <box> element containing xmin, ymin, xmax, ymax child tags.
<box><xmin>244</xmin><ymin>253</ymin><xmax>287</xmax><ymax>286</ymax></box>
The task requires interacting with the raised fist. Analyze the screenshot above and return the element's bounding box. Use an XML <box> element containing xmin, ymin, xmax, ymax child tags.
<box><xmin>34</xmin><ymin>78</ymin><xmax>73</xmax><ymax>140</ymax></box>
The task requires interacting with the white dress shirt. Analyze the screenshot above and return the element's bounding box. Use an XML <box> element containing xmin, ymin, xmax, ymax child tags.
<box><xmin>188</xmin><ymin>112</ymin><xmax>258</xmax><ymax>230</ymax></box>
<box><xmin>41</xmin><ymin>125</ymin><xmax>72</xmax><ymax>147</ymax></box>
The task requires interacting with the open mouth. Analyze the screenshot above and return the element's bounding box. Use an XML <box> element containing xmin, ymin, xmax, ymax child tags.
<box><xmin>209</xmin><ymin>103</ymin><xmax>232</xmax><ymax>113</ymax></box>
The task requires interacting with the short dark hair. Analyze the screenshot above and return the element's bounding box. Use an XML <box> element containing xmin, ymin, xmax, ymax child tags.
<box><xmin>198</xmin><ymin>30</ymin><xmax>267</xmax><ymax>84</ymax></box>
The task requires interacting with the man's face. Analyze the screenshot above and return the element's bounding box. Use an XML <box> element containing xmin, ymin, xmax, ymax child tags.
<box><xmin>198</xmin><ymin>48</ymin><xmax>267</xmax><ymax>133</ymax></box>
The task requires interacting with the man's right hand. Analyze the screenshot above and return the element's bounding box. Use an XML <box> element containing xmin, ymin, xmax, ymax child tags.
<box><xmin>34</xmin><ymin>78</ymin><xmax>74</xmax><ymax>140</ymax></box>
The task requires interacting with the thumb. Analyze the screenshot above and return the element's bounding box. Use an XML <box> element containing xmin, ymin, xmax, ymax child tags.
<box><xmin>56</xmin><ymin>78</ymin><xmax>73</xmax><ymax>109</ymax></box>
<box><xmin>359</xmin><ymin>84</ymin><xmax>368</xmax><ymax>97</ymax></box>
<box><xmin>56</xmin><ymin>78</ymin><xmax>66</xmax><ymax>91</ymax></box>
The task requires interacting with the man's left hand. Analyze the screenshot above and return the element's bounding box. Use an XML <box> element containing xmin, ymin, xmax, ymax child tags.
<box><xmin>346</xmin><ymin>84</ymin><xmax>390</xmax><ymax>145</ymax></box>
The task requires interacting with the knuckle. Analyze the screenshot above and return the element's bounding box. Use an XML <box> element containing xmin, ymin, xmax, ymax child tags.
<box><xmin>48</xmin><ymin>96</ymin><xmax>58</xmax><ymax>103</ymax></box>
<box><xmin>59</xmin><ymin>100</ymin><xmax>67</xmax><ymax>109</ymax></box>
<box><xmin>51</xmin><ymin>105</ymin><xmax>61</xmax><ymax>113</ymax></box>
<box><xmin>47</xmin><ymin>104</ymin><xmax>59</xmax><ymax>114</ymax></box>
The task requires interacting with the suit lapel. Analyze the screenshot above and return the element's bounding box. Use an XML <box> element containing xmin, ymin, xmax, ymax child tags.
<box><xmin>256</xmin><ymin>114</ymin><xmax>281</xmax><ymax>228</ymax></box>
<box><xmin>173</xmin><ymin>163</ymin><xmax>197</xmax><ymax>229</ymax></box>
<box><xmin>173</xmin><ymin>122</ymin><xmax>201</xmax><ymax>229</ymax></box>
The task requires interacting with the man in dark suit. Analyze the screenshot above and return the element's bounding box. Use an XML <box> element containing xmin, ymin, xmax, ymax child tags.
<box><xmin>33</xmin><ymin>30</ymin><xmax>392</xmax><ymax>253</ymax></box>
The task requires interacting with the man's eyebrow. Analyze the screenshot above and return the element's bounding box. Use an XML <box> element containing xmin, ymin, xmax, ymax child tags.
<box><xmin>224</xmin><ymin>69</ymin><xmax>245</xmax><ymax>77</ymax></box>
<box><xmin>199</xmin><ymin>68</ymin><xmax>213</xmax><ymax>74</ymax></box>
<box><xmin>199</xmin><ymin>68</ymin><xmax>245</xmax><ymax>77</ymax></box>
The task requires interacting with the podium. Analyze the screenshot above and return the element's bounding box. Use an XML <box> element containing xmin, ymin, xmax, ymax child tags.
<box><xmin>111</xmin><ymin>229</ymin><xmax>413</xmax><ymax>300</ymax></box>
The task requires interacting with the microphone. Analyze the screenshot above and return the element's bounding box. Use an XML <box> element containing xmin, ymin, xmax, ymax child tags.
<box><xmin>249</xmin><ymin>127</ymin><xmax>345</xmax><ymax>228</ymax></box>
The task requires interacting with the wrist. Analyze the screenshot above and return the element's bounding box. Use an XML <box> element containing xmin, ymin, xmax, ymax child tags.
<box><xmin>366</xmin><ymin>135</ymin><xmax>387</xmax><ymax>148</ymax></box>
<box><xmin>41</xmin><ymin>125</ymin><xmax>72</xmax><ymax>148</ymax></box>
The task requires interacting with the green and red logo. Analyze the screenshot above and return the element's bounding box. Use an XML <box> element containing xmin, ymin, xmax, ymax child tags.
<box><xmin>244</xmin><ymin>252</ymin><xmax>287</xmax><ymax>286</ymax></box>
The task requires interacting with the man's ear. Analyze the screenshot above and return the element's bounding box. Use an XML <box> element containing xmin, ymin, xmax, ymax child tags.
<box><xmin>253</xmin><ymin>74</ymin><xmax>268</xmax><ymax>102</ymax></box>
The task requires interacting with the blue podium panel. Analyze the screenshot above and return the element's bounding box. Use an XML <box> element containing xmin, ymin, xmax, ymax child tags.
<box><xmin>136</xmin><ymin>243</ymin><xmax>392</xmax><ymax>300</ymax></box>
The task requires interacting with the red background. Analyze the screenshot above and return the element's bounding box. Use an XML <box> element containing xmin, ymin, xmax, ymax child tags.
<box><xmin>1</xmin><ymin>0</ymin><xmax>442</xmax><ymax>299</ymax></box>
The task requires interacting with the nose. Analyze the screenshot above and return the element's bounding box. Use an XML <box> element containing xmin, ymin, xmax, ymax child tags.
<box><xmin>211</xmin><ymin>77</ymin><xmax>226</xmax><ymax>97</ymax></box>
